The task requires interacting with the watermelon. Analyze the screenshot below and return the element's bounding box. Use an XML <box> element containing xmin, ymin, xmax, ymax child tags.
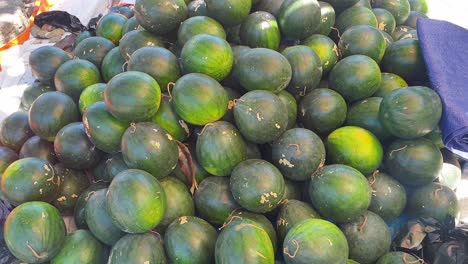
<box><xmin>339</xmin><ymin>211</ymin><xmax>391</xmax><ymax>263</ymax></box>
<box><xmin>384</xmin><ymin>138</ymin><xmax>442</xmax><ymax>186</ymax></box>
<box><xmin>324</xmin><ymin>0</ymin><xmax>359</xmax><ymax>11</ymax></box>
<box><xmin>75</xmin><ymin>31</ymin><xmax>94</xmax><ymax>46</ymax></box>
<box><xmin>381</xmin><ymin>38</ymin><xmax>426</xmax><ymax>82</ymax></box>
<box><xmin>334</xmin><ymin>6</ymin><xmax>378</xmax><ymax>39</ymax></box>
<box><xmin>353</xmin><ymin>0</ymin><xmax>372</xmax><ymax>8</ymax></box>
<box><xmin>240</xmin><ymin>11</ymin><xmax>280</xmax><ymax>50</ymax></box>
<box><xmin>19</xmin><ymin>81</ymin><xmax>55</xmax><ymax>111</ymax></box>
<box><xmin>221</xmin><ymin>86</ymin><xmax>242</xmax><ymax>124</ymax></box>
<box><xmin>373</xmin><ymin>73</ymin><xmax>408</xmax><ymax>97</ymax></box>
<box><xmin>96</xmin><ymin>13</ymin><xmax>128</xmax><ymax>45</ymax></box>
<box><xmin>194</xmin><ymin>177</ymin><xmax>239</xmax><ymax>225</ymax></box>
<box><xmin>338</xmin><ymin>25</ymin><xmax>386</xmax><ymax>62</ymax></box>
<box><xmin>1</xmin><ymin>158</ymin><xmax>58</xmax><ymax>206</ymax></box>
<box><xmin>234</xmin><ymin>90</ymin><xmax>288</xmax><ymax>143</ymax></box>
<box><xmin>134</xmin><ymin>0</ymin><xmax>187</xmax><ymax>35</ymax></box>
<box><xmin>110</xmin><ymin>5</ymin><xmax>134</xmax><ymax>18</ymax></box>
<box><xmin>104</xmin><ymin>153</ymin><xmax>129</xmax><ymax>181</ymax></box>
<box><xmin>101</xmin><ymin>47</ymin><xmax>126</xmax><ymax>82</ymax></box>
<box><xmin>376</xmin><ymin>252</ymin><xmax>422</xmax><ymax>264</ymax></box>
<box><xmin>345</xmin><ymin>97</ymin><xmax>393</xmax><ymax>142</ymax></box>
<box><xmin>438</xmin><ymin>149</ymin><xmax>461</xmax><ymax>190</ymax></box>
<box><xmin>178</xmin><ymin>15</ymin><xmax>226</xmax><ymax>46</ymax></box>
<box><xmin>73</xmin><ymin>182</ymin><xmax>108</xmax><ymax>229</ymax></box>
<box><xmin>282</xmin><ymin>45</ymin><xmax>323</xmax><ymax>97</ymax></box>
<box><xmin>372</xmin><ymin>0</ymin><xmax>410</xmax><ymax>25</ymax></box>
<box><xmin>302</xmin><ymin>34</ymin><xmax>340</xmax><ymax>74</ymax></box>
<box><xmin>368</xmin><ymin>171</ymin><xmax>406</xmax><ymax>222</ymax></box>
<box><xmin>0</xmin><ymin>147</ymin><xmax>18</xmax><ymax>175</ymax></box>
<box><xmin>54</xmin><ymin>122</ymin><xmax>102</xmax><ymax>169</ymax></box>
<box><xmin>234</xmin><ymin>48</ymin><xmax>292</xmax><ymax>93</ymax></box>
<box><xmin>283</xmin><ymin>218</ymin><xmax>349</xmax><ymax>264</ymax></box>
<box><xmin>159</xmin><ymin>177</ymin><xmax>195</xmax><ymax>228</ymax></box>
<box><xmin>424</xmin><ymin>126</ymin><xmax>444</xmax><ymax>149</ymax></box>
<box><xmin>0</xmin><ymin>111</ymin><xmax>34</xmax><ymax>152</ymax></box>
<box><xmin>52</xmin><ymin>163</ymin><xmax>90</xmax><ymax>213</ymax></box>
<box><xmin>104</xmin><ymin>71</ymin><xmax>161</xmax><ymax>122</ymax></box>
<box><xmin>29</xmin><ymin>46</ymin><xmax>70</xmax><ymax>84</ymax></box>
<box><xmin>309</xmin><ymin>164</ymin><xmax>372</xmax><ymax>223</ymax></box>
<box><xmin>277</xmin><ymin>90</ymin><xmax>298</xmax><ymax>129</ymax></box>
<box><xmin>108</xmin><ymin>233</ymin><xmax>167</xmax><ymax>263</ymax></box>
<box><xmin>4</xmin><ymin>202</ymin><xmax>66</xmax><ymax>263</ymax></box>
<box><xmin>181</xmin><ymin>34</ymin><xmax>233</xmax><ymax>81</ymax></box>
<box><xmin>119</xmin><ymin>30</ymin><xmax>164</xmax><ymax>60</ymax></box>
<box><xmin>54</xmin><ymin>59</ymin><xmax>102</xmax><ymax>101</ymax></box>
<box><xmin>216</xmin><ymin>219</ymin><xmax>274</xmax><ymax>264</ymax></box>
<box><xmin>127</xmin><ymin>46</ymin><xmax>181</xmax><ymax>92</ymax></box>
<box><xmin>408</xmin><ymin>0</ymin><xmax>428</xmax><ymax>14</ymax></box>
<box><xmin>188</xmin><ymin>0</ymin><xmax>208</xmax><ymax>17</ymax></box>
<box><xmin>85</xmin><ymin>188</ymin><xmax>125</xmax><ymax>245</ymax></box>
<box><xmin>329</xmin><ymin>55</ymin><xmax>382</xmax><ymax>102</ymax></box>
<box><xmin>271</xmin><ymin>128</ymin><xmax>325</xmax><ymax>181</ymax></box>
<box><xmin>298</xmin><ymin>88</ymin><xmax>347</xmax><ymax>135</ymax></box>
<box><xmin>372</xmin><ymin>8</ymin><xmax>396</xmax><ymax>34</ymax></box>
<box><xmin>172</xmin><ymin>73</ymin><xmax>228</xmax><ymax>125</ymax></box>
<box><xmin>50</xmin><ymin>229</ymin><xmax>108</xmax><ymax>264</ymax></box>
<box><xmin>78</xmin><ymin>83</ymin><xmax>105</xmax><ymax>114</ymax></box>
<box><xmin>151</xmin><ymin>96</ymin><xmax>189</xmax><ymax>141</ymax></box>
<box><xmin>230</xmin><ymin>159</ymin><xmax>285</xmax><ymax>213</ymax></box>
<box><xmin>278</xmin><ymin>0</ymin><xmax>321</xmax><ymax>40</ymax></box>
<box><xmin>397</xmin><ymin>29</ymin><xmax>418</xmax><ymax>40</ymax></box>
<box><xmin>121</xmin><ymin>122</ymin><xmax>179</xmax><ymax>179</ymax></box>
<box><xmin>391</xmin><ymin>25</ymin><xmax>414</xmax><ymax>40</ymax></box>
<box><xmin>282</xmin><ymin>179</ymin><xmax>303</xmax><ymax>201</ymax></box>
<box><xmin>276</xmin><ymin>199</ymin><xmax>321</xmax><ymax>242</ymax></box>
<box><xmin>122</xmin><ymin>16</ymin><xmax>139</xmax><ymax>35</ymax></box>
<box><xmin>381</xmin><ymin>30</ymin><xmax>394</xmax><ymax>49</ymax></box>
<box><xmin>205</xmin><ymin>0</ymin><xmax>251</xmax><ymax>26</ymax></box>
<box><xmin>314</xmin><ymin>1</ymin><xmax>336</xmax><ymax>35</ymax></box>
<box><xmin>256</xmin><ymin>0</ymin><xmax>285</xmax><ymax>16</ymax></box>
<box><xmin>379</xmin><ymin>86</ymin><xmax>442</xmax><ymax>139</ymax></box>
<box><xmin>165</xmin><ymin>216</ymin><xmax>217</xmax><ymax>264</ymax></box>
<box><xmin>73</xmin><ymin>37</ymin><xmax>115</xmax><ymax>68</ymax></box>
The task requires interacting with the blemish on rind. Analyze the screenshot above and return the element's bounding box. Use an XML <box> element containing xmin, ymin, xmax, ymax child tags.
<box><xmin>166</xmin><ymin>133</ymin><xmax>173</xmax><ymax>140</ymax></box>
<box><xmin>56</xmin><ymin>196</ymin><xmax>66</xmax><ymax>202</ymax></box>
<box><xmin>279</xmin><ymin>158</ymin><xmax>295</xmax><ymax>168</ymax></box>
<box><xmin>179</xmin><ymin>216</ymin><xmax>188</xmax><ymax>224</ymax></box>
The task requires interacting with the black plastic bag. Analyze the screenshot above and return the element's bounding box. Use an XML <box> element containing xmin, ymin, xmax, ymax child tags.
<box><xmin>34</xmin><ymin>11</ymin><xmax>86</xmax><ymax>33</ymax></box>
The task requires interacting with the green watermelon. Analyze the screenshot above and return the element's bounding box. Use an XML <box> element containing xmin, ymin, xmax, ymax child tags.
<box><xmin>0</xmin><ymin>111</ymin><xmax>34</xmax><ymax>152</ymax></box>
<box><xmin>20</xmin><ymin>81</ymin><xmax>55</xmax><ymax>111</ymax></box>
<box><xmin>122</xmin><ymin>16</ymin><xmax>139</xmax><ymax>35</ymax></box>
<box><xmin>438</xmin><ymin>149</ymin><xmax>461</xmax><ymax>190</ymax></box>
<box><xmin>119</xmin><ymin>30</ymin><xmax>164</xmax><ymax>60</ymax></box>
<box><xmin>379</xmin><ymin>86</ymin><xmax>442</xmax><ymax>139</ymax></box>
<box><xmin>277</xmin><ymin>90</ymin><xmax>298</xmax><ymax>129</ymax></box>
<box><xmin>159</xmin><ymin>177</ymin><xmax>195</xmax><ymax>229</ymax></box>
<box><xmin>376</xmin><ymin>252</ymin><xmax>422</xmax><ymax>264</ymax></box>
<box><xmin>397</xmin><ymin>29</ymin><xmax>418</xmax><ymax>40</ymax></box>
<box><xmin>325</xmin><ymin>0</ymin><xmax>359</xmax><ymax>11</ymax></box>
<box><xmin>101</xmin><ymin>47</ymin><xmax>126</xmax><ymax>82</ymax></box>
<box><xmin>372</xmin><ymin>8</ymin><xmax>396</xmax><ymax>34</ymax></box>
<box><xmin>73</xmin><ymin>37</ymin><xmax>115</xmax><ymax>68</ymax></box>
<box><xmin>373</xmin><ymin>73</ymin><xmax>408</xmax><ymax>97</ymax></box>
<box><xmin>73</xmin><ymin>182</ymin><xmax>108</xmax><ymax>229</ymax></box>
<box><xmin>283</xmin><ymin>218</ymin><xmax>349</xmax><ymax>264</ymax></box>
<box><xmin>0</xmin><ymin>146</ymin><xmax>18</xmax><ymax>175</ymax></box>
<box><xmin>134</xmin><ymin>0</ymin><xmax>187</xmax><ymax>34</ymax></box>
<box><xmin>384</xmin><ymin>138</ymin><xmax>442</xmax><ymax>186</ymax></box>
<box><xmin>271</xmin><ymin>128</ymin><xmax>325</xmax><ymax>181</ymax></box>
<box><xmin>188</xmin><ymin>0</ymin><xmax>208</xmax><ymax>17</ymax></box>
<box><xmin>104</xmin><ymin>153</ymin><xmax>129</xmax><ymax>181</ymax></box>
<box><xmin>50</xmin><ymin>229</ymin><xmax>108</xmax><ymax>264</ymax></box>
<box><xmin>240</xmin><ymin>11</ymin><xmax>280</xmax><ymax>50</ymax></box>
<box><xmin>221</xmin><ymin>86</ymin><xmax>242</xmax><ymax>124</ymax></box>
<box><xmin>276</xmin><ymin>199</ymin><xmax>321</xmax><ymax>242</ymax></box>
<box><xmin>256</xmin><ymin>0</ymin><xmax>285</xmax><ymax>16</ymax></box>
<box><xmin>205</xmin><ymin>0</ymin><xmax>251</xmax><ymax>26</ymax></box>
<box><xmin>96</xmin><ymin>12</ymin><xmax>128</xmax><ymax>45</ymax></box>
<box><xmin>381</xmin><ymin>38</ymin><xmax>426</xmax><ymax>82</ymax></box>
<box><xmin>29</xmin><ymin>46</ymin><xmax>70</xmax><ymax>84</ymax></box>
<box><xmin>53</xmin><ymin>163</ymin><xmax>90</xmax><ymax>213</ymax></box>
<box><xmin>178</xmin><ymin>15</ymin><xmax>226</xmax><ymax>46</ymax></box>
<box><xmin>338</xmin><ymin>25</ymin><xmax>386</xmax><ymax>62</ymax></box>
<box><xmin>151</xmin><ymin>96</ymin><xmax>189</xmax><ymax>141</ymax></box>
<box><xmin>1</xmin><ymin>158</ymin><xmax>58</xmax><ymax>206</ymax></box>
<box><xmin>78</xmin><ymin>83</ymin><xmax>105</xmax><ymax>114</ymax></box>
<box><xmin>278</xmin><ymin>0</ymin><xmax>321</xmax><ymax>40</ymax></box>
<box><xmin>74</xmin><ymin>31</ymin><xmax>94</xmax><ymax>46</ymax></box>
<box><xmin>108</xmin><ymin>233</ymin><xmax>167</xmax><ymax>263</ymax></box>
<box><xmin>121</xmin><ymin>122</ymin><xmax>179</xmax><ymax>179</ymax></box>
<box><xmin>372</xmin><ymin>0</ymin><xmax>410</xmax><ymax>25</ymax></box>
<box><xmin>353</xmin><ymin>0</ymin><xmax>371</xmax><ymax>8</ymax></box>
<box><xmin>314</xmin><ymin>1</ymin><xmax>336</xmax><ymax>35</ymax></box>
<box><xmin>380</xmin><ymin>30</ymin><xmax>394</xmax><ymax>50</ymax></box>
<box><xmin>4</xmin><ymin>202</ymin><xmax>66</xmax><ymax>263</ymax></box>
<box><xmin>334</xmin><ymin>6</ymin><xmax>377</xmax><ymax>39</ymax></box>
<box><xmin>54</xmin><ymin>59</ymin><xmax>102</xmax><ymax>101</ymax></box>
<box><xmin>309</xmin><ymin>164</ymin><xmax>372</xmax><ymax>223</ymax></box>
<box><xmin>282</xmin><ymin>179</ymin><xmax>303</xmax><ymax>201</ymax></box>
<box><xmin>302</xmin><ymin>34</ymin><xmax>340</xmax><ymax>74</ymax></box>
<box><xmin>408</xmin><ymin>0</ymin><xmax>428</xmax><ymax>14</ymax></box>
<box><xmin>368</xmin><ymin>171</ymin><xmax>406</xmax><ymax>222</ymax></box>
<box><xmin>391</xmin><ymin>25</ymin><xmax>414</xmax><ymax>40</ymax></box>
<box><xmin>165</xmin><ymin>216</ymin><xmax>217</xmax><ymax>264</ymax></box>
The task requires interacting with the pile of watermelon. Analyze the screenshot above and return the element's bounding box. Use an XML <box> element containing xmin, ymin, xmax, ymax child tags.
<box><xmin>0</xmin><ymin>0</ymin><xmax>461</xmax><ymax>263</ymax></box>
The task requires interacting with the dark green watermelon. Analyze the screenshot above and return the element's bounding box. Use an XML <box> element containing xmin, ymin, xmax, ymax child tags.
<box><xmin>397</xmin><ymin>29</ymin><xmax>418</xmax><ymax>40</ymax></box>
<box><xmin>205</xmin><ymin>0</ymin><xmax>251</xmax><ymax>26</ymax></box>
<box><xmin>220</xmin><ymin>86</ymin><xmax>242</xmax><ymax>123</ymax></box>
<box><xmin>339</xmin><ymin>211</ymin><xmax>391</xmax><ymax>263</ymax></box>
<box><xmin>4</xmin><ymin>201</ymin><xmax>66</xmax><ymax>263</ymax></box>
<box><xmin>96</xmin><ymin>13</ymin><xmax>128</xmax><ymax>45</ymax></box>
<box><xmin>372</xmin><ymin>8</ymin><xmax>396</xmax><ymax>34</ymax></box>
<box><xmin>29</xmin><ymin>46</ymin><xmax>70</xmax><ymax>84</ymax></box>
<box><xmin>127</xmin><ymin>46</ymin><xmax>181</xmax><ymax>92</ymax></box>
<box><xmin>338</xmin><ymin>25</ymin><xmax>386</xmax><ymax>62</ymax></box>
<box><xmin>256</xmin><ymin>0</ymin><xmax>285</xmax><ymax>16</ymax></box>
<box><xmin>74</xmin><ymin>31</ymin><xmax>94</xmax><ymax>46</ymax></box>
<box><xmin>122</xmin><ymin>16</ymin><xmax>139</xmax><ymax>35</ymax></box>
<box><xmin>104</xmin><ymin>152</ymin><xmax>129</xmax><ymax>181</ymax></box>
<box><xmin>282</xmin><ymin>179</ymin><xmax>302</xmax><ymax>200</ymax></box>
<box><xmin>159</xmin><ymin>177</ymin><xmax>195</xmax><ymax>229</ymax></box>
<box><xmin>104</xmin><ymin>71</ymin><xmax>161</xmax><ymax>122</ymax></box>
<box><xmin>50</xmin><ymin>229</ymin><xmax>108</xmax><ymax>264</ymax></box>
<box><xmin>19</xmin><ymin>81</ymin><xmax>55</xmax><ymax>111</ymax></box>
<box><xmin>240</xmin><ymin>11</ymin><xmax>280</xmax><ymax>50</ymax></box>
<box><xmin>73</xmin><ymin>37</ymin><xmax>115</xmax><ymax>68</ymax></box>
<box><xmin>278</xmin><ymin>0</ymin><xmax>321</xmax><ymax>40</ymax></box>
<box><xmin>165</xmin><ymin>216</ymin><xmax>217</xmax><ymax>264</ymax></box>
<box><xmin>119</xmin><ymin>29</ymin><xmax>164</xmax><ymax>60</ymax></box>
<box><xmin>78</xmin><ymin>83</ymin><xmax>105</xmax><ymax>114</ymax></box>
<box><xmin>325</xmin><ymin>0</ymin><xmax>359</xmax><ymax>11</ymax></box>
<box><xmin>52</xmin><ymin>163</ymin><xmax>90</xmax><ymax>213</ymax></box>
<box><xmin>384</xmin><ymin>138</ymin><xmax>442</xmax><ymax>186</ymax></box>
<box><xmin>408</xmin><ymin>0</ymin><xmax>428</xmax><ymax>14</ymax></box>
<box><xmin>334</xmin><ymin>6</ymin><xmax>377</xmax><ymax>39</ymax></box>
<box><xmin>110</xmin><ymin>5</ymin><xmax>134</xmax><ymax>18</ymax></box>
<box><xmin>277</xmin><ymin>90</ymin><xmax>298</xmax><ymax>129</ymax></box>
<box><xmin>314</xmin><ymin>1</ymin><xmax>336</xmax><ymax>35</ymax></box>
<box><xmin>283</xmin><ymin>218</ymin><xmax>349</xmax><ymax>264</ymax></box>
<box><xmin>302</xmin><ymin>34</ymin><xmax>340</xmax><ymax>74</ymax></box>
<box><xmin>271</xmin><ymin>128</ymin><xmax>325</xmax><ymax>181</ymax></box>
<box><xmin>188</xmin><ymin>0</ymin><xmax>208</xmax><ymax>17</ymax></box>
<box><xmin>1</xmin><ymin>158</ymin><xmax>58</xmax><ymax>206</ymax></box>
<box><xmin>54</xmin><ymin>59</ymin><xmax>102</xmax><ymax>101</ymax></box>
<box><xmin>91</xmin><ymin>155</ymin><xmax>112</xmax><ymax>182</ymax></box>
<box><xmin>381</xmin><ymin>30</ymin><xmax>394</xmax><ymax>50</ymax></box>
<box><xmin>151</xmin><ymin>96</ymin><xmax>189</xmax><ymax>141</ymax></box>
<box><xmin>178</xmin><ymin>15</ymin><xmax>226</xmax><ymax>46</ymax></box>
<box><xmin>376</xmin><ymin>252</ymin><xmax>422</xmax><ymax>264</ymax></box>
<box><xmin>73</xmin><ymin>182</ymin><xmax>108</xmax><ymax>229</ymax></box>
<box><xmin>373</xmin><ymin>73</ymin><xmax>408</xmax><ymax>97</ymax></box>
<box><xmin>19</xmin><ymin>135</ymin><xmax>56</xmax><ymax>163</ymax></box>
<box><xmin>134</xmin><ymin>0</ymin><xmax>187</xmax><ymax>35</ymax></box>
<box><xmin>101</xmin><ymin>47</ymin><xmax>126</xmax><ymax>82</ymax></box>
<box><xmin>372</xmin><ymin>0</ymin><xmax>410</xmax><ymax>24</ymax></box>
<box><xmin>353</xmin><ymin>0</ymin><xmax>371</xmax><ymax>8</ymax></box>
<box><xmin>381</xmin><ymin>38</ymin><xmax>426</xmax><ymax>82</ymax></box>
<box><xmin>309</xmin><ymin>164</ymin><xmax>372</xmax><ymax>223</ymax></box>
<box><xmin>368</xmin><ymin>171</ymin><xmax>406</xmax><ymax>222</ymax></box>
<box><xmin>0</xmin><ymin>147</ymin><xmax>18</xmax><ymax>175</ymax></box>
<box><xmin>54</xmin><ymin>122</ymin><xmax>102</xmax><ymax>169</ymax></box>
<box><xmin>108</xmin><ymin>233</ymin><xmax>167</xmax><ymax>263</ymax></box>
<box><xmin>298</xmin><ymin>88</ymin><xmax>347</xmax><ymax>135</ymax></box>
<box><xmin>391</xmin><ymin>25</ymin><xmax>414</xmax><ymax>40</ymax></box>
<box><xmin>194</xmin><ymin>177</ymin><xmax>239</xmax><ymax>226</ymax></box>
<box><xmin>276</xmin><ymin>199</ymin><xmax>321</xmax><ymax>242</ymax></box>
<box><xmin>121</xmin><ymin>122</ymin><xmax>178</xmax><ymax>179</ymax></box>
<box><xmin>0</xmin><ymin>111</ymin><xmax>34</xmax><ymax>152</ymax></box>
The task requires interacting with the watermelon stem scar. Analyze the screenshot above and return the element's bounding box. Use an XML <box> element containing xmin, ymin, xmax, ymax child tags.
<box><xmin>358</xmin><ymin>214</ymin><xmax>368</xmax><ymax>232</ymax></box>
<box><xmin>198</xmin><ymin>123</ymin><xmax>214</xmax><ymax>136</ymax></box>
<box><xmin>166</xmin><ymin>82</ymin><xmax>175</xmax><ymax>99</ymax></box>
<box><xmin>26</xmin><ymin>241</ymin><xmax>46</xmax><ymax>259</ymax></box>
<box><xmin>433</xmin><ymin>184</ymin><xmax>443</xmax><ymax>199</ymax></box>
<box><xmin>130</xmin><ymin>123</ymin><xmax>137</xmax><ymax>133</ymax></box>
<box><xmin>219</xmin><ymin>214</ymin><xmax>242</xmax><ymax>230</ymax></box>
<box><xmin>288</xmin><ymin>144</ymin><xmax>301</xmax><ymax>155</ymax></box>
<box><xmin>403</xmin><ymin>253</ymin><xmax>424</xmax><ymax>264</ymax></box>
<box><xmin>283</xmin><ymin>239</ymin><xmax>299</xmax><ymax>258</ymax></box>
<box><xmin>369</xmin><ymin>170</ymin><xmax>380</xmax><ymax>185</ymax></box>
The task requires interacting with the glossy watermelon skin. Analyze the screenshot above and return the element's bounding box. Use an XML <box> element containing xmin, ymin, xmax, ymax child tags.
<box><xmin>372</xmin><ymin>8</ymin><xmax>396</xmax><ymax>34</ymax></box>
<box><xmin>338</xmin><ymin>25</ymin><xmax>386</xmax><ymax>63</ymax></box>
<box><xmin>121</xmin><ymin>122</ymin><xmax>179</xmax><ymax>179</ymax></box>
<box><xmin>381</xmin><ymin>39</ymin><xmax>426</xmax><ymax>82</ymax></box>
<box><xmin>283</xmin><ymin>218</ymin><xmax>349</xmax><ymax>264</ymax></box>
<box><xmin>20</xmin><ymin>81</ymin><xmax>55</xmax><ymax>111</ymax></box>
<box><xmin>234</xmin><ymin>90</ymin><xmax>288</xmax><ymax>144</ymax></box>
<box><xmin>96</xmin><ymin>12</ymin><xmax>128</xmax><ymax>45</ymax></box>
<box><xmin>1</xmin><ymin>158</ymin><xmax>59</xmax><ymax>206</ymax></box>
<box><xmin>314</xmin><ymin>2</ymin><xmax>336</xmax><ymax>35</ymax></box>
<box><xmin>408</xmin><ymin>0</ymin><xmax>428</xmax><ymax>14</ymax></box>
<box><xmin>54</xmin><ymin>59</ymin><xmax>102</xmax><ymax>101</ymax></box>
<box><xmin>119</xmin><ymin>30</ymin><xmax>164</xmax><ymax>60</ymax></box>
<box><xmin>165</xmin><ymin>216</ymin><xmax>217</xmax><ymax>264</ymax></box>
<box><xmin>19</xmin><ymin>136</ymin><xmax>57</xmax><ymax>164</ymax></box>
<box><xmin>272</xmin><ymin>128</ymin><xmax>325</xmax><ymax>181</ymax></box>
<box><xmin>85</xmin><ymin>188</ymin><xmax>125</xmax><ymax>246</ymax></box>
<box><xmin>302</xmin><ymin>34</ymin><xmax>340</xmax><ymax>74</ymax></box>
<box><xmin>159</xmin><ymin>177</ymin><xmax>195</xmax><ymax>229</ymax></box>
<box><xmin>108</xmin><ymin>233</ymin><xmax>167</xmax><ymax>263</ymax></box>
<box><xmin>50</xmin><ymin>229</ymin><xmax>109</xmax><ymax>264</ymax></box>
<box><xmin>151</xmin><ymin>96</ymin><xmax>189</xmax><ymax>141</ymax></box>
<box><xmin>122</xmin><ymin>16</ymin><xmax>139</xmax><ymax>35</ymax></box>
<box><xmin>240</xmin><ymin>11</ymin><xmax>280</xmax><ymax>50</ymax></box>
<box><xmin>105</xmin><ymin>152</ymin><xmax>129</xmax><ymax>181</ymax></box>
<box><xmin>83</xmin><ymin>102</ymin><xmax>129</xmax><ymax>153</ymax></box>
<box><xmin>101</xmin><ymin>47</ymin><xmax>126</xmax><ymax>82</ymax></box>
<box><xmin>276</xmin><ymin>199</ymin><xmax>321</xmax><ymax>242</ymax></box>
<box><xmin>0</xmin><ymin>147</ymin><xmax>18</xmax><ymax>175</ymax></box>
<box><xmin>373</xmin><ymin>73</ymin><xmax>408</xmax><ymax>97</ymax></box>
<box><xmin>73</xmin><ymin>182</ymin><xmax>108</xmax><ymax>229</ymax></box>
<box><xmin>376</xmin><ymin>252</ymin><xmax>421</xmax><ymax>264</ymax></box>
<box><xmin>54</xmin><ymin>122</ymin><xmax>103</xmax><ymax>169</ymax></box>
<box><xmin>4</xmin><ymin>201</ymin><xmax>66</xmax><ymax>263</ymax></box>
<box><xmin>78</xmin><ymin>83</ymin><xmax>105</xmax><ymax>114</ymax></box>
<box><xmin>277</xmin><ymin>90</ymin><xmax>298</xmax><ymax>129</ymax></box>
<box><xmin>384</xmin><ymin>138</ymin><xmax>442</xmax><ymax>186</ymax></box>
<box><xmin>196</xmin><ymin>121</ymin><xmax>247</xmax><ymax>176</ymax></box>
<box><xmin>73</xmin><ymin>37</ymin><xmax>115</xmax><ymax>68</ymax></box>
<box><xmin>205</xmin><ymin>0</ymin><xmax>251</xmax><ymax>26</ymax></box>
<box><xmin>379</xmin><ymin>86</ymin><xmax>442</xmax><ymax>139</ymax></box>
<box><xmin>52</xmin><ymin>163</ymin><xmax>90</xmax><ymax>213</ymax></box>
<box><xmin>372</xmin><ymin>0</ymin><xmax>410</xmax><ymax>24</ymax></box>
<box><xmin>178</xmin><ymin>15</ymin><xmax>226</xmax><ymax>46</ymax></box>
<box><xmin>334</xmin><ymin>6</ymin><xmax>377</xmax><ymax>39</ymax></box>
<box><xmin>368</xmin><ymin>172</ymin><xmax>406</xmax><ymax>222</ymax></box>
<box><xmin>278</xmin><ymin>0</ymin><xmax>321</xmax><ymax>40</ymax></box>
<box><xmin>29</xmin><ymin>46</ymin><xmax>70</xmax><ymax>84</ymax></box>
<box><xmin>391</xmin><ymin>25</ymin><xmax>414</xmax><ymax>40</ymax></box>
<box><xmin>188</xmin><ymin>0</ymin><xmax>208</xmax><ymax>17</ymax></box>
<box><xmin>0</xmin><ymin>111</ymin><xmax>34</xmax><ymax>152</ymax></box>
<box><xmin>215</xmin><ymin>219</ymin><xmax>274</xmax><ymax>264</ymax></box>
<box><xmin>134</xmin><ymin>0</ymin><xmax>187</xmax><ymax>35</ymax></box>
<box><xmin>256</xmin><ymin>0</ymin><xmax>285</xmax><ymax>16</ymax></box>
